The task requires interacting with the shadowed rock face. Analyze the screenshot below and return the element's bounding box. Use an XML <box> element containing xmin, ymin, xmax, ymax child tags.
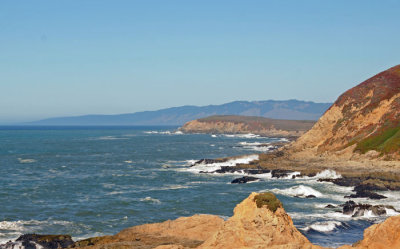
<box><xmin>291</xmin><ymin>65</ymin><xmax>400</xmax><ymax>159</ymax></box>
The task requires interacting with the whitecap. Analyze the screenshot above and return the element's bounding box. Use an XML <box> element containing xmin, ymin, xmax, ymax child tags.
<box><xmin>270</xmin><ymin>185</ymin><xmax>323</xmax><ymax>198</ymax></box>
<box><xmin>140</xmin><ymin>196</ymin><xmax>161</xmax><ymax>204</ymax></box>
<box><xmin>187</xmin><ymin>154</ymin><xmax>259</xmax><ymax>173</ymax></box>
<box><xmin>302</xmin><ymin>221</ymin><xmax>343</xmax><ymax>233</ymax></box>
<box><xmin>222</xmin><ymin>133</ymin><xmax>261</xmax><ymax>139</ymax></box>
<box><xmin>314</xmin><ymin>170</ymin><xmax>342</xmax><ymax>179</ymax></box>
<box><xmin>17</xmin><ymin>158</ymin><xmax>36</xmax><ymax>164</ymax></box>
<box><xmin>92</xmin><ymin>136</ymin><xmax>128</xmax><ymax>140</ymax></box>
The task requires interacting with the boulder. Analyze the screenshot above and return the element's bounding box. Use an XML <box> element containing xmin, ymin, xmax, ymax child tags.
<box><xmin>231</xmin><ymin>176</ymin><xmax>260</xmax><ymax>184</ymax></box>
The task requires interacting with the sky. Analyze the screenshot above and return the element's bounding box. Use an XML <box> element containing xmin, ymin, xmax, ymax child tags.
<box><xmin>1</xmin><ymin>1</ymin><xmax>400</xmax><ymax>123</ymax></box>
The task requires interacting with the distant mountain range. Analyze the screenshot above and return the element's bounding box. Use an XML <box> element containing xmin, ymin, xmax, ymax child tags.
<box><xmin>28</xmin><ymin>100</ymin><xmax>332</xmax><ymax>126</ymax></box>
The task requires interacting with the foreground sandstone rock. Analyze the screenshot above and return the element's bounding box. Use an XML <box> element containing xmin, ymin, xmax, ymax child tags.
<box><xmin>337</xmin><ymin>216</ymin><xmax>400</xmax><ymax>249</ymax></box>
<box><xmin>71</xmin><ymin>193</ymin><xmax>325</xmax><ymax>249</ymax></box>
<box><xmin>3</xmin><ymin>193</ymin><xmax>400</xmax><ymax>249</ymax></box>
<box><xmin>198</xmin><ymin>193</ymin><xmax>323</xmax><ymax>249</ymax></box>
<box><xmin>72</xmin><ymin>214</ymin><xmax>224</xmax><ymax>249</ymax></box>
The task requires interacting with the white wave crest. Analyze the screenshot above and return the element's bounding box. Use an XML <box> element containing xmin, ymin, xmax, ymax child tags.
<box><xmin>17</xmin><ymin>158</ymin><xmax>36</xmax><ymax>164</ymax></box>
<box><xmin>140</xmin><ymin>196</ymin><xmax>161</xmax><ymax>204</ymax></box>
<box><xmin>315</xmin><ymin>170</ymin><xmax>342</xmax><ymax>179</ymax></box>
<box><xmin>222</xmin><ymin>133</ymin><xmax>260</xmax><ymax>139</ymax></box>
<box><xmin>238</xmin><ymin>142</ymin><xmax>275</xmax><ymax>152</ymax></box>
<box><xmin>95</xmin><ymin>136</ymin><xmax>128</xmax><ymax>140</ymax></box>
<box><xmin>302</xmin><ymin>221</ymin><xmax>343</xmax><ymax>232</ymax></box>
<box><xmin>144</xmin><ymin>131</ymin><xmax>183</xmax><ymax>135</ymax></box>
<box><xmin>271</xmin><ymin>185</ymin><xmax>323</xmax><ymax>198</ymax></box>
<box><xmin>187</xmin><ymin>155</ymin><xmax>259</xmax><ymax>173</ymax></box>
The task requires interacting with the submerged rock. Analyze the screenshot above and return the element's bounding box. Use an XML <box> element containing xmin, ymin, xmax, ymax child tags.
<box><xmin>0</xmin><ymin>234</ymin><xmax>74</xmax><ymax>249</ymax></box>
<box><xmin>231</xmin><ymin>176</ymin><xmax>260</xmax><ymax>184</ymax></box>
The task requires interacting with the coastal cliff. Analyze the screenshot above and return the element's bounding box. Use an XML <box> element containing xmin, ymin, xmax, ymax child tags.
<box><xmin>180</xmin><ymin>115</ymin><xmax>315</xmax><ymax>137</ymax></box>
<box><xmin>290</xmin><ymin>64</ymin><xmax>400</xmax><ymax>160</ymax></box>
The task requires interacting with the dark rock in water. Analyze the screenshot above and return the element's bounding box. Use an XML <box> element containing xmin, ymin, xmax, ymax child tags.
<box><xmin>294</xmin><ymin>194</ymin><xmax>316</xmax><ymax>199</ymax></box>
<box><xmin>231</xmin><ymin>176</ymin><xmax>260</xmax><ymax>184</ymax></box>
<box><xmin>214</xmin><ymin>166</ymin><xmax>270</xmax><ymax>175</ymax></box>
<box><xmin>191</xmin><ymin>158</ymin><xmax>227</xmax><ymax>166</ymax></box>
<box><xmin>341</xmin><ymin>200</ymin><xmax>396</xmax><ymax>217</ymax></box>
<box><xmin>243</xmin><ymin>169</ymin><xmax>271</xmax><ymax>175</ymax></box>
<box><xmin>354</xmin><ymin>183</ymin><xmax>388</xmax><ymax>192</ymax></box>
<box><xmin>325</xmin><ymin>204</ymin><xmax>336</xmax><ymax>208</ymax></box>
<box><xmin>318</xmin><ymin>177</ymin><xmax>362</xmax><ymax>187</ymax></box>
<box><xmin>345</xmin><ymin>190</ymin><xmax>387</xmax><ymax>200</ymax></box>
<box><xmin>342</xmin><ymin>200</ymin><xmax>357</xmax><ymax>215</ymax></box>
<box><xmin>0</xmin><ymin>234</ymin><xmax>74</xmax><ymax>249</ymax></box>
<box><xmin>271</xmin><ymin>169</ymin><xmax>293</xmax><ymax>178</ymax></box>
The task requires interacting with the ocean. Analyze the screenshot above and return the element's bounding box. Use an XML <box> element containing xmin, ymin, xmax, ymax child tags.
<box><xmin>0</xmin><ymin>126</ymin><xmax>399</xmax><ymax>248</ymax></box>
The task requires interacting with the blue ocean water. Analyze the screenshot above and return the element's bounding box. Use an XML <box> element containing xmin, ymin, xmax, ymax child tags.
<box><xmin>0</xmin><ymin>126</ymin><xmax>399</xmax><ymax>247</ymax></box>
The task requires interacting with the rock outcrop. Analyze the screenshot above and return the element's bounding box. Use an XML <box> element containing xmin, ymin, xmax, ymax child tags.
<box><xmin>198</xmin><ymin>192</ymin><xmax>322</xmax><ymax>249</ymax></box>
<box><xmin>71</xmin><ymin>193</ymin><xmax>324</xmax><ymax>249</ymax></box>
<box><xmin>338</xmin><ymin>215</ymin><xmax>400</xmax><ymax>249</ymax></box>
<box><xmin>290</xmin><ymin>65</ymin><xmax>400</xmax><ymax>160</ymax></box>
<box><xmin>180</xmin><ymin>115</ymin><xmax>315</xmax><ymax>137</ymax></box>
<box><xmin>3</xmin><ymin>193</ymin><xmax>400</xmax><ymax>249</ymax></box>
<box><xmin>72</xmin><ymin>214</ymin><xmax>224</xmax><ymax>249</ymax></box>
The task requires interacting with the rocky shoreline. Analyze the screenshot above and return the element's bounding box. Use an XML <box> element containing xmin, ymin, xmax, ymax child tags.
<box><xmin>2</xmin><ymin>193</ymin><xmax>399</xmax><ymax>249</ymax></box>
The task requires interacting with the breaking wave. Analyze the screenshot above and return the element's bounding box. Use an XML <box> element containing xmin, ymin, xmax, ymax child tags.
<box><xmin>187</xmin><ymin>155</ymin><xmax>259</xmax><ymax>173</ymax></box>
<box><xmin>271</xmin><ymin>185</ymin><xmax>323</xmax><ymax>198</ymax></box>
<box><xmin>302</xmin><ymin>221</ymin><xmax>344</xmax><ymax>233</ymax></box>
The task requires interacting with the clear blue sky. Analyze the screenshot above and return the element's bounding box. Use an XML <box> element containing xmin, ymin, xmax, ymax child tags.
<box><xmin>1</xmin><ymin>0</ymin><xmax>399</xmax><ymax>123</ymax></box>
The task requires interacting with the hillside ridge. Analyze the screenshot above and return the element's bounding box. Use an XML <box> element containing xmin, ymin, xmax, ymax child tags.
<box><xmin>28</xmin><ymin>100</ymin><xmax>331</xmax><ymax>126</ymax></box>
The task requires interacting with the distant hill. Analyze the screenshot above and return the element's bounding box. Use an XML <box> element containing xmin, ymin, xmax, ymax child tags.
<box><xmin>291</xmin><ymin>64</ymin><xmax>400</xmax><ymax>159</ymax></box>
<box><xmin>29</xmin><ymin>100</ymin><xmax>332</xmax><ymax>126</ymax></box>
<box><xmin>180</xmin><ymin>115</ymin><xmax>316</xmax><ymax>137</ymax></box>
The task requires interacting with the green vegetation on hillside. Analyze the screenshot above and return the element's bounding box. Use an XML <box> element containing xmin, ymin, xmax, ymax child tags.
<box><xmin>355</xmin><ymin>126</ymin><xmax>400</xmax><ymax>155</ymax></box>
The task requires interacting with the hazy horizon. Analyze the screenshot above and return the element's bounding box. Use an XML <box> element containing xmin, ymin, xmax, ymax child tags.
<box><xmin>1</xmin><ymin>1</ymin><xmax>400</xmax><ymax>123</ymax></box>
<box><xmin>1</xmin><ymin>98</ymin><xmax>332</xmax><ymax>124</ymax></box>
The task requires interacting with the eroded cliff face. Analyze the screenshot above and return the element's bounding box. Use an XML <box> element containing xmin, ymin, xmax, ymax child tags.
<box><xmin>290</xmin><ymin>65</ymin><xmax>400</xmax><ymax>160</ymax></box>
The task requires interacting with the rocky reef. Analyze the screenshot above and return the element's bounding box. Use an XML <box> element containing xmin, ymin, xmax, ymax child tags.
<box><xmin>3</xmin><ymin>193</ymin><xmax>400</xmax><ymax>249</ymax></box>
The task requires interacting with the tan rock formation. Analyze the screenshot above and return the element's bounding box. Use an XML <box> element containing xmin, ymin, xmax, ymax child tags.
<box><xmin>199</xmin><ymin>192</ymin><xmax>323</xmax><ymax>249</ymax></box>
<box><xmin>73</xmin><ymin>214</ymin><xmax>224</xmax><ymax>249</ymax></box>
<box><xmin>71</xmin><ymin>193</ymin><xmax>400</xmax><ymax>249</ymax></box>
<box><xmin>180</xmin><ymin>115</ymin><xmax>315</xmax><ymax>137</ymax></box>
<box><xmin>337</xmin><ymin>216</ymin><xmax>400</xmax><ymax>249</ymax></box>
